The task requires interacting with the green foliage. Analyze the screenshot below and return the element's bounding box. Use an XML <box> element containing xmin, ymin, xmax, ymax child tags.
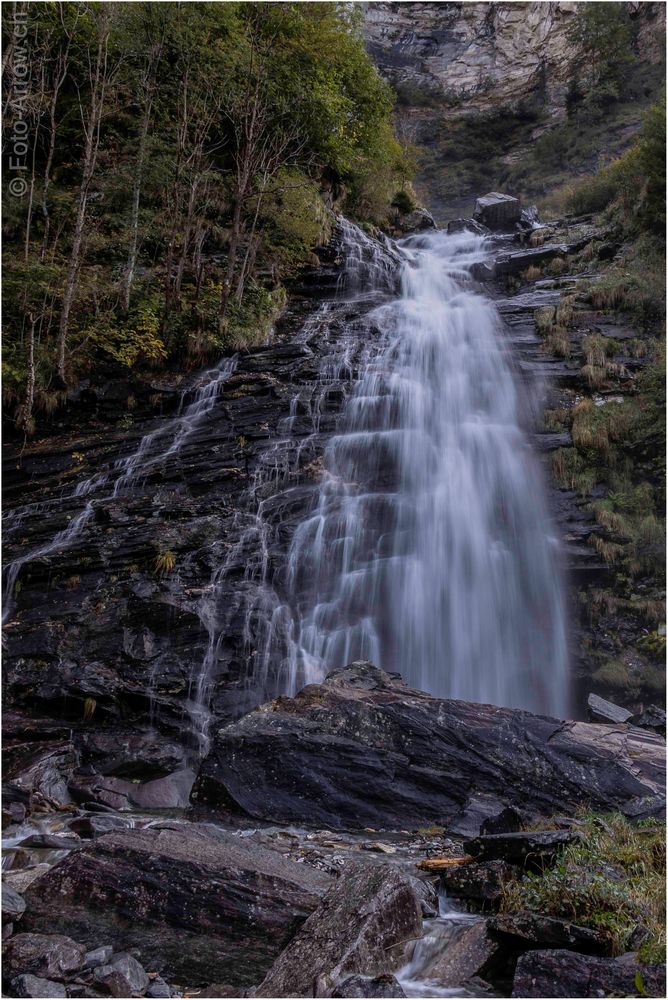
<box><xmin>2</xmin><ymin>1</ymin><xmax>411</xmax><ymax>432</ymax></box>
<box><xmin>501</xmin><ymin>813</ymin><xmax>666</xmax><ymax>962</ymax></box>
<box><xmin>391</xmin><ymin>188</ymin><xmax>418</xmax><ymax>215</ymax></box>
<box><xmin>567</xmin><ymin>2</ymin><xmax>635</xmax><ymax>106</ymax></box>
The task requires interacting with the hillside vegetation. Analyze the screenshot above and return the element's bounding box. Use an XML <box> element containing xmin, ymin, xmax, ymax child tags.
<box><xmin>2</xmin><ymin>2</ymin><xmax>412</xmax><ymax>435</ymax></box>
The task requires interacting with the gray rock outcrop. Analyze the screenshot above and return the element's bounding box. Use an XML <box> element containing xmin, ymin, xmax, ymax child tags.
<box><xmin>193</xmin><ymin>662</ymin><xmax>665</xmax><ymax>832</ymax></box>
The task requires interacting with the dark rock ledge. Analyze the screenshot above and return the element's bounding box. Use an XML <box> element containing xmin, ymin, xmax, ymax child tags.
<box><xmin>192</xmin><ymin>661</ymin><xmax>665</xmax><ymax>832</ymax></box>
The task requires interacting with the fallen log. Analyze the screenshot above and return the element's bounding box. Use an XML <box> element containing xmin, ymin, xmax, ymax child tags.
<box><xmin>416</xmin><ymin>856</ymin><xmax>474</xmax><ymax>871</ymax></box>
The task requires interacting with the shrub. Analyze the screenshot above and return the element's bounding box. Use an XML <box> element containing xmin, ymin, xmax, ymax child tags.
<box><xmin>501</xmin><ymin>813</ymin><xmax>666</xmax><ymax>962</ymax></box>
<box><xmin>154</xmin><ymin>550</ymin><xmax>176</xmax><ymax>576</ymax></box>
<box><xmin>391</xmin><ymin>188</ymin><xmax>417</xmax><ymax>214</ymax></box>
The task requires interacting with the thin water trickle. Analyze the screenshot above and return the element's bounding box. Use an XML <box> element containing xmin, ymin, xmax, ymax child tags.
<box><xmin>2</xmin><ymin>357</ymin><xmax>238</xmax><ymax>630</ymax></box>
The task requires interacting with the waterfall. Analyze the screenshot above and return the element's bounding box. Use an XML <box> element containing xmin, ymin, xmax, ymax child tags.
<box><xmin>265</xmin><ymin>223</ymin><xmax>569</xmax><ymax>717</ymax></box>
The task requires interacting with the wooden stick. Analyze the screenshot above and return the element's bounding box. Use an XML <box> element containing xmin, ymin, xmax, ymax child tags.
<box><xmin>416</xmin><ymin>855</ymin><xmax>475</xmax><ymax>871</ymax></box>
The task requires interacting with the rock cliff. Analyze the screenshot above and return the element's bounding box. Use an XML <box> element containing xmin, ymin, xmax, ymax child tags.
<box><xmin>363</xmin><ymin>1</ymin><xmax>579</xmax><ymax>119</ymax></box>
<box><xmin>362</xmin><ymin>2</ymin><xmax>666</xmax><ymax>218</ymax></box>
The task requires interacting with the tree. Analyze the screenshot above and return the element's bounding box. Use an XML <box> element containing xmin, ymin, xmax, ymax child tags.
<box><xmin>567</xmin><ymin>2</ymin><xmax>635</xmax><ymax>106</ymax></box>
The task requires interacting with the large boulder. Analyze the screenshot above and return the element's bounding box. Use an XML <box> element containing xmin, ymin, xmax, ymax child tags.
<box><xmin>255</xmin><ymin>864</ymin><xmax>422</xmax><ymax>998</ymax></box>
<box><xmin>512</xmin><ymin>949</ymin><xmax>667</xmax><ymax>998</ymax></box>
<box><xmin>192</xmin><ymin>663</ymin><xmax>665</xmax><ymax>832</ymax></box>
<box><xmin>473</xmin><ymin>192</ymin><xmax>521</xmax><ymax>231</ymax></box>
<box><xmin>22</xmin><ymin>824</ymin><xmax>331</xmax><ymax>987</ymax></box>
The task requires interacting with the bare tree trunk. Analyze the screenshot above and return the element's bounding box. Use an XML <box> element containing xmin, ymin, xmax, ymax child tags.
<box><xmin>218</xmin><ymin>192</ymin><xmax>244</xmax><ymax>327</ymax></box>
<box><xmin>40</xmin><ymin>24</ymin><xmax>71</xmax><ymax>262</ymax></box>
<box><xmin>121</xmin><ymin>40</ymin><xmax>161</xmax><ymax>312</ymax></box>
<box><xmin>121</xmin><ymin>98</ymin><xmax>150</xmax><ymax>312</ymax></box>
<box><xmin>16</xmin><ymin>313</ymin><xmax>36</xmax><ymax>435</ymax></box>
<box><xmin>235</xmin><ymin>181</ymin><xmax>266</xmax><ymax>304</ymax></box>
<box><xmin>56</xmin><ymin>19</ymin><xmax>110</xmax><ymax>383</ymax></box>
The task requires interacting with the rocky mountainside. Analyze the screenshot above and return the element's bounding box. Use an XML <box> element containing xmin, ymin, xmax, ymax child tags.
<box><xmin>362</xmin><ymin>2</ymin><xmax>666</xmax><ymax>218</ymax></box>
<box><xmin>363</xmin><ymin>1</ymin><xmax>579</xmax><ymax>119</ymax></box>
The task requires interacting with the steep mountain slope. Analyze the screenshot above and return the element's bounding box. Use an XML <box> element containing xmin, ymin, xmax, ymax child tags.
<box><xmin>362</xmin><ymin>1</ymin><xmax>666</xmax><ymax>219</ymax></box>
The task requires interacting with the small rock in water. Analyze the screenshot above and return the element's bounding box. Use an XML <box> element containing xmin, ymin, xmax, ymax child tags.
<box><xmin>83</xmin><ymin>945</ymin><xmax>114</xmax><ymax>969</ymax></box>
<box><xmin>4</xmin><ymin>932</ymin><xmax>86</xmax><ymax>981</ymax></box>
<box><xmin>69</xmin><ymin>814</ymin><xmax>129</xmax><ymax>838</ymax></box>
<box><xmin>20</xmin><ymin>833</ymin><xmax>82</xmax><ymax>851</ymax></box>
<box><xmin>11</xmin><ymin>974</ymin><xmax>67</xmax><ymax>998</ymax></box>
<box><xmin>332</xmin><ymin>973</ymin><xmax>406</xmax><ymax>997</ymax></box>
<box><xmin>362</xmin><ymin>842</ymin><xmax>397</xmax><ymax>854</ymax></box>
<box><xmin>93</xmin><ymin>952</ymin><xmax>150</xmax><ymax>997</ymax></box>
<box><xmin>146</xmin><ymin>976</ymin><xmax>171</xmax><ymax>998</ymax></box>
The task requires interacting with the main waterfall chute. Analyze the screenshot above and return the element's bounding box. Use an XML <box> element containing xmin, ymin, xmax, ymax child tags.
<box><xmin>266</xmin><ymin>224</ymin><xmax>569</xmax><ymax>717</ymax></box>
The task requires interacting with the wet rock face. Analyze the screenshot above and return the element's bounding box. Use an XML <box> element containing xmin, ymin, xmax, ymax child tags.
<box><xmin>193</xmin><ymin>662</ymin><xmax>665</xmax><ymax>831</ymax></box>
<box><xmin>21</xmin><ymin>824</ymin><xmax>332</xmax><ymax>986</ymax></box>
<box><xmin>256</xmin><ymin>864</ymin><xmax>422</xmax><ymax>997</ymax></box>
<box><xmin>2</xmin><ymin>224</ymin><xmax>398</xmax><ymax>803</ymax></box>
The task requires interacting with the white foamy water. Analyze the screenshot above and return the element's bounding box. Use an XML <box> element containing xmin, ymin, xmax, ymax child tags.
<box><xmin>267</xmin><ymin>224</ymin><xmax>569</xmax><ymax>716</ymax></box>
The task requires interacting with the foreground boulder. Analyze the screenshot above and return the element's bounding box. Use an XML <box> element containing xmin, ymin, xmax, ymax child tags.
<box><xmin>192</xmin><ymin>663</ymin><xmax>665</xmax><ymax>832</ymax></box>
<box><xmin>512</xmin><ymin>949</ymin><xmax>666</xmax><ymax>998</ymax></box>
<box><xmin>473</xmin><ymin>192</ymin><xmax>521</xmax><ymax>230</ymax></box>
<box><xmin>22</xmin><ymin>824</ymin><xmax>331</xmax><ymax>986</ymax></box>
<box><xmin>489</xmin><ymin>912</ymin><xmax>609</xmax><ymax>955</ymax></box>
<box><xmin>255</xmin><ymin>864</ymin><xmax>422</xmax><ymax>998</ymax></box>
<box><xmin>3</xmin><ymin>933</ymin><xmax>85</xmax><ymax>981</ymax></box>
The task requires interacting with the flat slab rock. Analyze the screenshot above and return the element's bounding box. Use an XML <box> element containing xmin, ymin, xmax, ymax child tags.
<box><xmin>255</xmin><ymin>863</ymin><xmax>422</xmax><ymax>998</ymax></box>
<box><xmin>489</xmin><ymin>912</ymin><xmax>609</xmax><ymax>955</ymax></box>
<box><xmin>464</xmin><ymin>830</ymin><xmax>583</xmax><ymax>866</ymax></box>
<box><xmin>192</xmin><ymin>662</ymin><xmax>665</xmax><ymax>832</ymax></box>
<box><xmin>512</xmin><ymin>949</ymin><xmax>667</xmax><ymax>998</ymax></box>
<box><xmin>22</xmin><ymin>823</ymin><xmax>331</xmax><ymax>987</ymax></box>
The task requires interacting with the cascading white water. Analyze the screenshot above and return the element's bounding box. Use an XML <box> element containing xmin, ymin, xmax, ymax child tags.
<box><xmin>270</xmin><ymin>226</ymin><xmax>569</xmax><ymax>716</ymax></box>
